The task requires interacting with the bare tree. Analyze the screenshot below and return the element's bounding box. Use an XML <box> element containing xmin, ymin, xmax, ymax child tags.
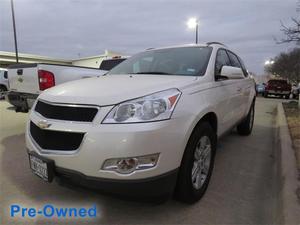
<box><xmin>265</xmin><ymin>48</ymin><xmax>300</xmax><ymax>83</ymax></box>
<box><xmin>278</xmin><ymin>18</ymin><xmax>300</xmax><ymax>44</ymax></box>
<box><xmin>277</xmin><ymin>1</ymin><xmax>300</xmax><ymax>44</ymax></box>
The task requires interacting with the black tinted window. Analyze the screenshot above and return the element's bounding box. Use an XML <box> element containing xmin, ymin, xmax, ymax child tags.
<box><xmin>215</xmin><ymin>49</ymin><xmax>231</xmax><ymax>75</ymax></box>
<box><xmin>3</xmin><ymin>71</ymin><xmax>8</xmax><ymax>79</ymax></box>
<box><xmin>99</xmin><ymin>59</ymin><xmax>126</xmax><ymax>70</ymax></box>
<box><xmin>108</xmin><ymin>47</ymin><xmax>213</xmax><ymax>76</ymax></box>
<box><xmin>227</xmin><ymin>51</ymin><xmax>242</xmax><ymax>68</ymax></box>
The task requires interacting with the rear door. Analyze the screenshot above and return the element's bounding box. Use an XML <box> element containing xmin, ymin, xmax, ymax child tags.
<box><xmin>8</xmin><ymin>64</ymin><xmax>40</xmax><ymax>94</ymax></box>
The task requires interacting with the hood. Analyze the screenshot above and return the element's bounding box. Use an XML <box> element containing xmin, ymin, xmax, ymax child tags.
<box><xmin>39</xmin><ymin>75</ymin><xmax>196</xmax><ymax>105</ymax></box>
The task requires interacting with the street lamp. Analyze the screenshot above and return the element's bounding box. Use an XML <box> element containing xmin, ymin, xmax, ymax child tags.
<box><xmin>264</xmin><ymin>60</ymin><xmax>274</xmax><ymax>65</ymax></box>
<box><xmin>10</xmin><ymin>0</ymin><xmax>19</xmax><ymax>63</ymax></box>
<box><xmin>187</xmin><ymin>17</ymin><xmax>199</xmax><ymax>44</ymax></box>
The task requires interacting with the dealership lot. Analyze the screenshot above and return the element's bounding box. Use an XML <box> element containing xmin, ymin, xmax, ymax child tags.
<box><xmin>0</xmin><ymin>97</ymin><xmax>284</xmax><ymax>224</ymax></box>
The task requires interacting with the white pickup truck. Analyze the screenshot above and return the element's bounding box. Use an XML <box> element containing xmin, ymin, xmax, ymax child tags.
<box><xmin>6</xmin><ymin>63</ymin><xmax>107</xmax><ymax>112</ymax></box>
<box><xmin>26</xmin><ymin>43</ymin><xmax>256</xmax><ymax>203</ymax></box>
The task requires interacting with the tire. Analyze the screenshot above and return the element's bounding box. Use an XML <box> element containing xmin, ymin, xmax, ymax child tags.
<box><xmin>264</xmin><ymin>92</ymin><xmax>268</xmax><ymax>98</ymax></box>
<box><xmin>237</xmin><ymin>102</ymin><xmax>255</xmax><ymax>136</ymax></box>
<box><xmin>0</xmin><ymin>86</ymin><xmax>7</xmax><ymax>100</ymax></box>
<box><xmin>175</xmin><ymin>122</ymin><xmax>217</xmax><ymax>203</ymax></box>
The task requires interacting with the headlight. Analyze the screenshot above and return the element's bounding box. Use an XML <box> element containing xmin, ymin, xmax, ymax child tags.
<box><xmin>102</xmin><ymin>88</ymin><xmax>181</xmax><ymax>123</ymax></box>
<box><xmin>102</xmin><ymin>153</ymin><xmax>159</xmax><ymax>174</ymax></box>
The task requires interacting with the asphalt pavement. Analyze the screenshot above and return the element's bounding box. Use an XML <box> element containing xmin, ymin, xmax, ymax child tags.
<box><xmin>0</xmin><ymin>97</ymin><xmax>285</xmax><ymax>225</ymax></box>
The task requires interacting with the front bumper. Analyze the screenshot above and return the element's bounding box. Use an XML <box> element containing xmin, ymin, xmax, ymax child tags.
<box><xmin>266</xmin><ymin>90</ymin><xmax>290</xmax><ymax>95</ymax></box>
<box><xmin>55</xmin><ymin>166</ymin><xmax>178</xmax><ymax>197</ymax></box>
<box><xmin>26</xmin><ymin>104</ymin><xmax>191</xmax><ymax>181</ymax></box>
<box><xmin>6</xmin><ymin>91</ymin><xmax>38</xmax><ymax>111</ymax></box>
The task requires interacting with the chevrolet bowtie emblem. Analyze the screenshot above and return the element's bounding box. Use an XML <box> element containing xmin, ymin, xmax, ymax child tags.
<box><xmin>37</xmin><ymin>120</ymin><xmax>51</xmax><ymax>129</ymax></box>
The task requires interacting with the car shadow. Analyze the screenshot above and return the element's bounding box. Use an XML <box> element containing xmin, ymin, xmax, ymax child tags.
<box><xmin>6</xmin><ymin>106</ymin><xmax>15</xmax><ymax>111</ymax></box>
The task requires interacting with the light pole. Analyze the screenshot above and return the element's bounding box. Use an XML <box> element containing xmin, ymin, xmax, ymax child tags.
<box><xmin>10</xmin><ymin>0</ymin><xmax>19</xmax><ymax>63</ymax></box>
<box><xmin>187</xmin><ymin>18</ymin><xmax>199</xmax><ymax>44</ymax></box>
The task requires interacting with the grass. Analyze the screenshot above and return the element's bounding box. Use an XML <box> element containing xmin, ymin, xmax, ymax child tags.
<box><xmin>283</xmin><ymin>101</ymin><xmax>300</xmax><ymax>170</ymax></box>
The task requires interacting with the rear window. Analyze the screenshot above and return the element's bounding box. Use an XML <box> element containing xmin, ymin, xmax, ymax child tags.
<box><xmin>99</xmin><ymin>59</ymin><xmax>126</xmax><ymax>70</ymax></box>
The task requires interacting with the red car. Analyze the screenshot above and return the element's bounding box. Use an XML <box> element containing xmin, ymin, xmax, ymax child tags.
<box><xmin>264</xmin><ymin>79</ymin><xmax>291</xmax><ymax>99</ymax></box>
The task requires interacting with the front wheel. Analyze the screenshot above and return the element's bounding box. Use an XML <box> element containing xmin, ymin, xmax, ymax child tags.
<box><xmin>237</xmin><ymin>102</ymin><xmax>255</xmax><ymax>136</ymax></box>
<box><xmin>175</xmin><ymin>122</ymin><xmax>217</xmax><ymax>203</ymax></box>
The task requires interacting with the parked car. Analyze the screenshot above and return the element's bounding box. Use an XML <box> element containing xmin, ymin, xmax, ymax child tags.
<box><xmin>26</xmin><ymin>43</ymin><xmax>256</xmax><ymax>203</ymax></box>
<box><xmin>0</xmin><ymin>68</ymin><xmax>9</xmax><ymax>99</ymax></box>
<box><xmin>291</xmin><ymin>83</ymin><xmax>300</xmax><ymax>99</ymax></box>
<box><xmin>256</xmin><ymin>83</ymin><xmax>265</xmax><ymax>95</ymax></box>
<box><xmin>6</xmin><ymin>64</ymin><xmax>107</xmax><ymax>112</ymax></box>
<box><xmin>264</xmin><ymin>79</ymin><xmax>291</xmax><ymax>99</ymax></box>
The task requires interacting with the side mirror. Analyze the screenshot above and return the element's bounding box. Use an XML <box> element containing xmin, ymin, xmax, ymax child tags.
<box><xmin>220</xmin><ymin>66</ymin><xmax>244</xmax><ymax>79</ymax></box>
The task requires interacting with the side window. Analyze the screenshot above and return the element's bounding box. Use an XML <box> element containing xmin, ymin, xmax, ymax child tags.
<box><xmin>4</xmin><ymin>71</ymin><xmax>8</xmax><ymax>79</ymax></box>
<box><xmin>215</xmin><ymin>49</ymin><xmax>231</xmax><ymax>76</ymax></box>
<box><xmin>237</xmin><ymin>57</ymin><xmax>248</xmax><ymax>77</ymax></box>
<box><xmin>227</xmin><ymin>51</ymin><xmax>242</xmax><ymax>68</ymax></box>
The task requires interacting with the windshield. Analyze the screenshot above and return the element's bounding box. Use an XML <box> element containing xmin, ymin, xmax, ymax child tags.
<box><xmin>108</xmin><ymin>47</ymin><xmax>212</xmax><ymax>76</ymax></box>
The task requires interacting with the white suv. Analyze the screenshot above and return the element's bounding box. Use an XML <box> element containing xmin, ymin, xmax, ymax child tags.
<box><xmin>26</xmin><ymin>43</ymin><xmax>256</xmax><ymax>203</ymax></box>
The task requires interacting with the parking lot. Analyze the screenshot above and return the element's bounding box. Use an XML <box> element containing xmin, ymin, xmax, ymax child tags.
<box><xmin>0</xmin><ymin>97</ymin><xmax>284</xmax><ymax>224</ymax></box>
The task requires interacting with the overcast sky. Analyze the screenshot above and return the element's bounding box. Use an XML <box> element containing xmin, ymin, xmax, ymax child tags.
<box><xmin>0</xmin><ymin>0</ymin><xmax>299</xmax><ymax>74</ymax></box>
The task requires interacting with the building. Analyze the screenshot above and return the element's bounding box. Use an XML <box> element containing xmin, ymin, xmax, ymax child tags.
<box><xmin>0</xmin><ymin>50</ymin><xmax>125</xmax><ymax>68</ymax></box>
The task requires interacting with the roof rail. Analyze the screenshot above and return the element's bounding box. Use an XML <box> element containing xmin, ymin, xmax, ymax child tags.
<box><xmin>206</xmin><ymin>42</ymin><xmax>226</xmax><ymax>46</ymax></box>
<box><xmin>146</xmin><ymin>47</ymin><xmax>155</xmax><ymax>50</ymax></box>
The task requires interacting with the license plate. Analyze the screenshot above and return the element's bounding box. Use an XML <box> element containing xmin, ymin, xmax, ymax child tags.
<box><xmin>29</xmin><ymin>153</ymin><xmax>54</xmax><ymax>182</ymax></box>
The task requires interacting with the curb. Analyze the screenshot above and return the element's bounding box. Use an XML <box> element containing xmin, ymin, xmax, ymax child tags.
<box><xmin>277</xmin><ymin>103</ymin><xmax>300</xmax><ymax>224</ymax></box>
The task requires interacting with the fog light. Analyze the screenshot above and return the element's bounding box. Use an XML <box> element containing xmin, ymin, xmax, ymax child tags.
<box><xmin>117</xmin><ymin>158</ymin><xmax>138</xmax><ymax>174</ymax></box>
<box><xmin>102</xmin><ymin>153</ymin><xmax>159</xmax><ymax>174</ymax></box>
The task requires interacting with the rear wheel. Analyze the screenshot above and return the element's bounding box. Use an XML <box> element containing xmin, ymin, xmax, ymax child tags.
<box><xmin>237</xmin><ymin>102</ymin><xmax>255</xmax><ymax>136</ymax></box>
<box><xmin>0</xmin><ymin>86</ymin><xmax>7</xmax><ymax>99</ymax></box>
<box><xmin>175</xmin><ymin>122</ymin><xmax>217</xmax><ymax>203</ymax></box>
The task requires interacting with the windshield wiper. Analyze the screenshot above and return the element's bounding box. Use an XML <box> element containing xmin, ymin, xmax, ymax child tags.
<box><xmin>131</xmin><ymin>71</ymin><xmax>172</xmax><ymax>75</ymax></box>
